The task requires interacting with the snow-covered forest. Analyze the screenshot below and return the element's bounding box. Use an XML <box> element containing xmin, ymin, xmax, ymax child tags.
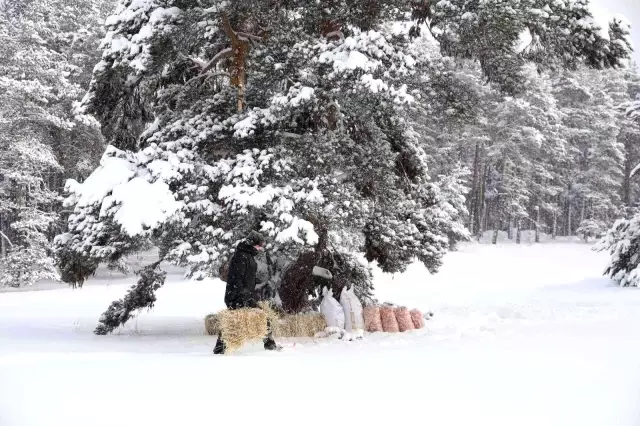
<box><xmin>5</xmin><ymin>1</ymin><xmax>640</xmax><ymax>424</ymax></box>
<box><xmin>3</xmin><ymin>0</ymin><xmax>640</xmax><ymax>295</ymax></box>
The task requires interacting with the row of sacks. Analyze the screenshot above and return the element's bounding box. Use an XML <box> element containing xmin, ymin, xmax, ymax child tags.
<box><xmin>318</xmin><ymin>287</ymin><xmax>430</xmax><ymax>335</ymax></box>
<box><xmin>363</xmin><ymin>305</ymin><xmax>427</xmax><ymax>333</ymax></box>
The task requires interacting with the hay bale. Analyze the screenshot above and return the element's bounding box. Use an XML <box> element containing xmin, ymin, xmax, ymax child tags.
<box><xmin>217</xmin><ymin>308</ymin><xmax>269</xmax><ymax>353</ymax></box>
<box><xmin>272</xmin><ymin>313</ymin><xmax>327</xmax><ymax>338</ymax></box>
<box><xmin>204</xmin><ymin>313</ymin><xmax>220</xmax><ymax>336</ymax></box>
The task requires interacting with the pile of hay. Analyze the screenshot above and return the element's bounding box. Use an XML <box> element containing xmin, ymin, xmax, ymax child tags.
<box><xmin>203</xmin><ymin>303</ymin><xmax>328</xmax><ymax>352</ymax></box>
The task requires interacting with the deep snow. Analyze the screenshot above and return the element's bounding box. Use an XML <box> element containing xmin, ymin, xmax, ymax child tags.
<box><xmin>1</xmin><ymin>242</ymin><xmax>640</xmax><ymax>426</ymax></box>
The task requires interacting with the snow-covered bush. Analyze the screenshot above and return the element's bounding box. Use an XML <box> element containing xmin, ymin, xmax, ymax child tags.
<box><xmin>577</xmin><ymin>219</ymin><xmax>606</xmax><ymax>242</ymax></box>
<box><xmin>598</xmin><ymin>214</ymin><xmax>640</xmax><ymax>287</ymax></box>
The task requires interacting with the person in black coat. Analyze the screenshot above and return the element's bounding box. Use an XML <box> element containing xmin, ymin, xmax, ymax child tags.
<box><xmin>213</xmin><ymin>231</ymin><xmax>280</xmax><ymax>354</ymax></box>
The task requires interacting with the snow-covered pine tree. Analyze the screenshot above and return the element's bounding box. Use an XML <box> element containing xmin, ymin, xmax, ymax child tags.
<box><xmin>599</xmin><ymin>212</ymin><xmax>640</xmax><ymax>287</ymax></box>
<box><xmin>0</xmin><ymin>134</ymin><xmax>60</xmax><ymax>287</ymax></box>
<box><xmin>612</xmin><ymin>66</ymin><xmax>640</xmax><ymax>208</ymax></box>
<box><xmin>598</xmin><ymin>66</ymin><xmax>640</xmax><ymax>286</ymax></box>
<box><xmin>553</xmin><ymin>68</ymin><xmax>624</xmax><ymax>236</ymax></box>
<box><xmin>56</xmin><ymin>0</ymin><xmax>454</xmax><ymax>327</ymax></box>
<box><xmin>434</xmin><ymin>164</ymin><xmax>471</xmax><ymax>249</ymax></box>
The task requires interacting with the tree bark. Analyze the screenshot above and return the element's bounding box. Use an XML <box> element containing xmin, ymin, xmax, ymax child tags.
<box><xmin>0</xmin><ymin>214</ymin><xmax>6</xmax><ymax>258</ymax></box>
<box><xmin>623</xmin><ymin>153</ymin><xmax>632</xmax><ymax>206</ymax></box>
<box><xmin>535</xmin><ymin>206</ymin><xmax>540</xmax><ymax>243</ymax></box>
<box><xmin>221</xmin><ymin>13</ymin><xmax>251</xmax><ymax>113</ymax></box>
<box><xmin>470</xmin><ymin>141</ymin><xmax>481</xmax><ymax>234</ymax></box>
<box><xmin>516</xmin><ymin>220</ymin><xmax>521</xmax><ymax>244</ymax></box>
<box><xmin>567</xmin><ymin>195</ymin><xmax>572</xmax><ymax>237</ymax></box>
<box><xmin>492</xmin><ymin>223</ymin><xmax>499</xmax><ymax>245</ymax></box>
<box><xmin>477</xmin><ymin>161</ymin><xmax>488</xmax><ymax>241</ymax></box>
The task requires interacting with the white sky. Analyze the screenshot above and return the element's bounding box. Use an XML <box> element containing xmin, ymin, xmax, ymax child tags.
<box><xmin>590</xmin><ymin>0</ymin><xmax>640</xmax><ymax>66</ymax></box>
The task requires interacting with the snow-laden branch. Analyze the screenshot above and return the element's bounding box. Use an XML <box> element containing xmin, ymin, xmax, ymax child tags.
<box><xmin>187</xmin><ymin>71</ymin><xmax>230</xmax><ymax>85</ymax></box>
<box><xmin>237</xmin><ymin>31</ymin><xmax>265</xmax><ymax>42</ymax></box>
<box><xmin>199</xmin><ymin>48</ymin><xmax>233</xmax><ymax>75</ymax></box>
<box><xmin>0</xmin><ymin>231</ymin><xmax>14</xmax><ymax>249</ymax></box>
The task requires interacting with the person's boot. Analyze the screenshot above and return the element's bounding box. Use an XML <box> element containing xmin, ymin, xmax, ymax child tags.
<box><xmin>213</xmin><ymin>337</ymin><xmax>226</xmax><ymax>354</ymax></box>
<box><xmin>263</xmin><ymin>337</ymin><xmax>282</xmax><ymax>351</ymax></box>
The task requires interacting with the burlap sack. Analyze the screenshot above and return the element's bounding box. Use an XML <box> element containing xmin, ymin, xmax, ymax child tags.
<box><xmin>380</xmin><ymin>305</ymin><xmax>399</xmax><ymax>333</ymax></box>
<box><xmin>363</xmin><ymin>306</ymin><xmax>383</xmax><ymax>332</ymax></box>
<box><xmin>410</xmin><ymin>309</ymin><xmax>425</xmax><ymax>329</ymax></box>
<box><xmin>394</xmin><ymin>306</ymin><xmax>414</xmax><ymax>332</ymax></box>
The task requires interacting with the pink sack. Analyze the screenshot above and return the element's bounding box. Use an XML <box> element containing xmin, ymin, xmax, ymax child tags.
<box><xmin>410</xmin><ymin>309</ymin><xmax>425</xmax><ymax>329</ymax></box>
<box><xmin>363</xmin><ymin>306</ymin><xmax>383</xmax><ymax>332</ymax></box>
<box><xmin>395</xmin><ymin>307</ymin><xmax>414</xmax><ymax>332</ymax></box>
<box><xmin>380</xmin><ymin>306</ymin><xmax>399</xmax><ymax>333</ymax></box>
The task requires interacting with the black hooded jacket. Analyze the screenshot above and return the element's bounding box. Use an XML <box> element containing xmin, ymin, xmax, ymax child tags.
<box><xmin>224</xmin><ymin>241</ymin><xmax>259</xmax><ymax>309</ymax></box>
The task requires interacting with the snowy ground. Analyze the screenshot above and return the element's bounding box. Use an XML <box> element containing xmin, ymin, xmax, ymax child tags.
<box><xmin>1</xmin><ymin>242</ymin><xmax>640</xmax><ymax>426</ymax></box>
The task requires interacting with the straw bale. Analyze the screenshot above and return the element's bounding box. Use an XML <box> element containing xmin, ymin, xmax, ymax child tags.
<box><xmin>217</xmin><ymin>308</ymin><xmax>269</xmax><ymax>353</ymax></box>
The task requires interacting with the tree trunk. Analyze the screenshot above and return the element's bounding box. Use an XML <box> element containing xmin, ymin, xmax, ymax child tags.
<box><xmin>474</xmin><ymin>143</ymin><xmax>487</xmax><ymax>239</ymax></box>
<box><xmin>552</xmin><ymin>211</ymin><xmax>557</xmax><ymax>240</ymax></box>
<box><xmin>221</xmin><ymin>13</ymin><xmax>250</xmax><ymax>113</ymax></box>
<box><xmin>470</xmin><ymin>141</ymin><xmax>481</xmax><ymax>233</ymax></box>
<box><xmin>492</xmin><ymin>215</ymin><xmax>499</xmax><ymax>245</ymax></box>
<box><xmin>535</xmin><ymin>206</ymin><xmax>540</xmax><ymax>243</ymax></box>
<box><xmin>567</xmin><ymin>198</ymin><xmax>572</xmax><ymax>237</ymax></box>
<box><xmin>507</xmin><ymin>214</ymin><xmax>513</xmax><ymax>239</ymax></box>
<box><xmin>623</xmin><ymin>154</ymin><xmax>632</xmax><ymax>206</ymax></box>
<box><xmin>516</xmin><ymin>220</ymin><xmax>521</xmax><ymax>244</ymax></box>
<box><xmin>0</xmin><ymin>214</ymin><xmax>6</xmax><ymax>258</ymax></box>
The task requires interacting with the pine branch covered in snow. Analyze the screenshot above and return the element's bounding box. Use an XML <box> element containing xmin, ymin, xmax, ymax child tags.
<box><xmin>598</xmin><ymin>212</ymin><xmax>640</xmax><ymax>287</ymax></box>
<box><xmin>94</xmin><ymin>261</ymin><xmax>167</xmax><ymax>334</ymax></box>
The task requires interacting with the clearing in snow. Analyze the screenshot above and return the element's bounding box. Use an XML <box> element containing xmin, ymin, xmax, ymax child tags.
<box><xmin>1</xmin><ymin>242</ymin><xmax>640</xmax><ymax>426</ymax></box>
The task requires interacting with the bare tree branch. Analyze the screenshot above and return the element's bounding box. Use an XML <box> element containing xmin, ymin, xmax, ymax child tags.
<box><xmin>236</xmin><ymin>31</ymin><xmax>265</xmax><ymax>42</ymax></box>
<box><xmin>200</xmin><ymin>48</ymin><xmax>233</xmax><ymax>75</ymax></box>
<box><xmin>186</xmin><ymin>71</ymin><xmax>230</xmax><ymax>85</ymax></box>
<box><xmin>0</xmin><ymin>231</ymin><xmax>14</xmax><ymax>249</ymax></box>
